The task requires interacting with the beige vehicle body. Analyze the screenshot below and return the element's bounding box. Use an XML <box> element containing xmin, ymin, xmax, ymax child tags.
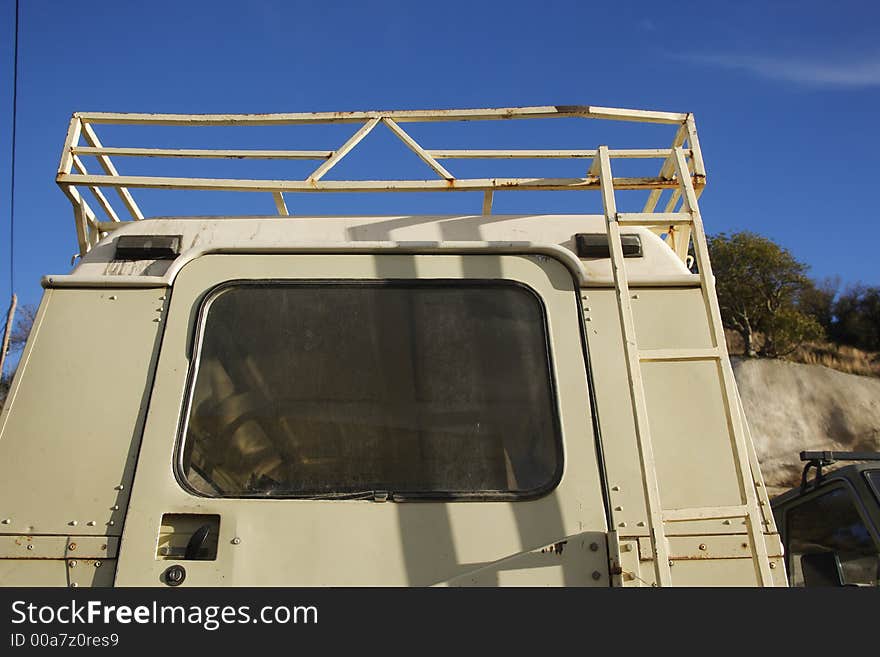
<box><xmin>0</xmin><ymin>105</ymin><xmax>785</xmax><ymax>586</ymax></box>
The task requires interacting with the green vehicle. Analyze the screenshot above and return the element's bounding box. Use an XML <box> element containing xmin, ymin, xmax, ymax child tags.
<box><xmin>772</xmin><ymin>452</ymin><xmax>880</xmax><ymax>587</ymax></box>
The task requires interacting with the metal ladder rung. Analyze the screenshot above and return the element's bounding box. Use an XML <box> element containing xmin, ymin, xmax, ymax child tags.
<box><xmin>617</xmin><ymin>212</ymin><xmax>692</xmax><ymax>226</ymax></box>
<box><xmin>638</xmin><ymin>348</ymin><xmax>720</xmax><ymax>362</ymax></box>
<box><xmin>663</xmin><ymin>505</ymin><xmax>750</xmax><ymax>522</ymax></box>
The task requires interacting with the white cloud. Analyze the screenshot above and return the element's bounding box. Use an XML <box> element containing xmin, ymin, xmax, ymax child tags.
<box><xmin>695</xmin><ymin>52</ymin><xmax>880</xmax><ymax>88</ymax></box>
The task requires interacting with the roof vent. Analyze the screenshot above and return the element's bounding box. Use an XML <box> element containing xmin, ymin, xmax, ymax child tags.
<box><xmin>574</xmin><ymin>233</ymin><xmax>642</xmax><ymax>259</ymax></box>
<box><xmin>115</xmin><ymin>235</ymin><xmax>182</xmax><ymax>260</ymax></box>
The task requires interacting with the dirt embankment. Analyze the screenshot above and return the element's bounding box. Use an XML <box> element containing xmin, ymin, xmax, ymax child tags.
<box><xmin>732</xmin><ymin>358</ymin><xmax>880</xmax><ymax>496</ymax></box>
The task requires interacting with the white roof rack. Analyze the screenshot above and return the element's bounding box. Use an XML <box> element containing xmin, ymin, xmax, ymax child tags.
<box><xmin>55</xmin><ymin>104</ymin><xmax>706</xmax><ymax>257</ymax></box>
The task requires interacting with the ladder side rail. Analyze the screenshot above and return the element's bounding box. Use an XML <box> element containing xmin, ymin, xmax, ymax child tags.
<box><xmin>597</xmin><ymin>145</ymin><xmax>672</xmax><ymax>587</ymax></box>
<box><xmin>672</xmin><ymin>147</ymin><xmax>774</xmax><ymax>586</ymax></box>
<box><xmin>737</xmin><ymin>389</ymin><xmax>776</xmax><ymax>533</ymax></box>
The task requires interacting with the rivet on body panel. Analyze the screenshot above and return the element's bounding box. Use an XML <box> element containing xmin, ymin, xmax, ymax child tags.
<box><xmin>69</xmin><ymin>520</ymin><xmax>77</xmax><ymax>526</ymax></box>
<box><xmin>1</xmin><ymin>518</ymin><xmax>10</xmax><ymax>524</ymax></box>
<box><xmin>26</xmin><ymin>545</ymin><xmax>34</xmax><ymax>551</ymax></box>
<box><xmin>87</xmin><ymin>521</ymin><xmax>96</xmax><ymax>526</ymax></box>
<box><xmin>591</xmin><ymin>571</ymin><xmax>601</xmax><ymax>581</ymax></box>
<box><xmin>95</xmin><ymin>561</ymin><xmax>102</xmax><ymax>568</ymax></box>
<box><xmin>70</xmin><ymin>583</ymin><xmax>78</xmax><ymax>588</ymax></box>
<box><xmin>69</xmin><ymin>561</ymin><xmax>77</xmax><ymax>568</ymax></box>
<box><xmin>231</xmin><ymin>537</ymin><xmax>241</xmax><ymax>545</ymax></box>
<box><xmin>68</xmin><ymin>543</ymin><xmax>77</xmax><ymax>551</ymax></box>
<box><xmin>769</xmin><ymin>562</ymin><xmax>777</xmax><ymax>569</ymax></box>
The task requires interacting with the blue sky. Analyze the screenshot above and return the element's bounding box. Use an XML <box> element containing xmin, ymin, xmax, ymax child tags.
<box><xmin>2</xmin><ymin>0</ymin><xmax>879</xmax><ymax>319</ymax></box>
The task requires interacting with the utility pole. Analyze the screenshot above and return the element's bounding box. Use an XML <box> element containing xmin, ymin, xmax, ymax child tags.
<box><xmin>0</xmin><ymin>294</ymin><xmax>17</xmax><ymax>379</ymax></box>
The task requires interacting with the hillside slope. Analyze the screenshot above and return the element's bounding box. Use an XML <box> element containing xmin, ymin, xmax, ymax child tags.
<box><xmin>732</xmin><ymin>358</ymin><xmax>880</xmax><ymax>496</ymax></box>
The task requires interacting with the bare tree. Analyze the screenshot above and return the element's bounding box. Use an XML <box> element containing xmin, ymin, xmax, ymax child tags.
<box><xmin>1</xmin><ymin>303</ymin><xmax>38</xmax><ymax>410</ymax></box>
<box><xmin>8</xmin><ymin>304</ymin><xmax>37</xmax><ymax>352</ymax></box>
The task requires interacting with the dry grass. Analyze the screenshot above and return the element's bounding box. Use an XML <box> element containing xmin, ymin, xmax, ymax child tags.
<box><xmin>787</xmin><ymin>342</ymin><xmax>880</xmax><ymax>377</ymax></box>
<box><xmin>724</xmin><ymin>329</ymin><xmax>880</xmax><ymax>377</ymax></box>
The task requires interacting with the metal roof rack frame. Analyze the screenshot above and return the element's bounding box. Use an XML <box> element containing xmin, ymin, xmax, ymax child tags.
<box><xmin>55</xmin><ymin>104</ymin><xmax>705</xmax><ymax>258</ymax></box>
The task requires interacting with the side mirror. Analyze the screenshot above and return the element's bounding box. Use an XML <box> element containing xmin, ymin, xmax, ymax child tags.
<box><xmin>800</xmin><ymin>552</ymin><xmax>844</xmax><ymax>587</ymax></box>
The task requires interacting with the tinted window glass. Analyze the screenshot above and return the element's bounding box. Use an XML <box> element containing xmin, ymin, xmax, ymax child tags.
<box><xmin>180</xmin><ymin>282</ymin><xmax>562</xmax><ymax>499</ymax></box>
<box><xmin>786</xmin><ymin>486</ymin><xmax>879</xmax><ymax>587</ymax></box>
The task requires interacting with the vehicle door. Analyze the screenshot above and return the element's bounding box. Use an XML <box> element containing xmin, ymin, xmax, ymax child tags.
<box><xmin>114</xmin><ymin>252</ymin><xmax>609</xmax><ymax>586</ymax></box>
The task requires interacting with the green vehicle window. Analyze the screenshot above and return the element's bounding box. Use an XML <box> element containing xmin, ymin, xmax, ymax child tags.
<box><xmin>179</xmin><ymin>281</ymin><xmax>563</xmax><ymax>500</ymax></box>
<box><xmin>785</xmin><ymin>486</ymin><xmax>879</xmax><ymax>587</ymax></box>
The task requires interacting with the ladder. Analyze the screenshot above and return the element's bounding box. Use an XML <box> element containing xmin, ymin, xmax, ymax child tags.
<box><xmin>596</xmin><ymin>142</ymin><xmax>775</xmax><ymax>587</ymax></box>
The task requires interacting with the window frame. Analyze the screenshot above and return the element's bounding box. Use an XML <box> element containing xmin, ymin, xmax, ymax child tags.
<box><xmin>174</xmin><ymin>277</ymin><xmax>565</xmax><ymax>502</ymax></box>
<box><xmin>865</xmin><ymin>470</ymin><xmax>880</xmax><ymax>508</ymax></box>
